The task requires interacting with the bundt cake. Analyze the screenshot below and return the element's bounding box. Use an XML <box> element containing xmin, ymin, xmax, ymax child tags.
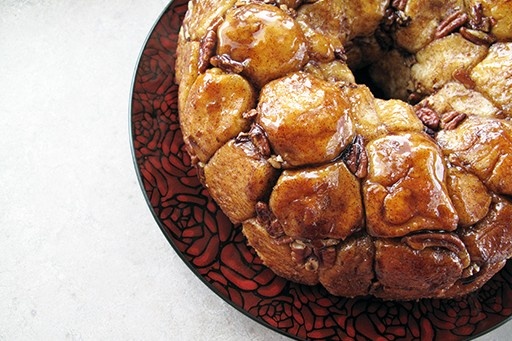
<box><xmin>175</xmin><ymin>0</ymin><xmax>512</xmax><ymax>300</ymax></box>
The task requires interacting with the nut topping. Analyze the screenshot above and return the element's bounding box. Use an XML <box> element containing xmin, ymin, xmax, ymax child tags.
<box><xmin>255</xmin><ymin>201</ymin><xmax>272</xmax><ymax>225</ymax></box>
<box><xmin>467</xmin><ymin>3</ymin><xmax>495</xmax><ymax>33</ymax></box>
<box><xmin>242</xmin><ymin>108</ymin><xmax>258</xmax><ymax>120</ymax></box>
<box><xmin>304</xmin><ymin>256</ymin><xmax>319</xmax><ymax>271</ymax></box>
<box><xmin>312</xmin><ymin>238</ymin><xmax>340</xmax><ymax>268</ymax></box>
<box><xmin>290</xmin><ymin>238</ymin><xmax>340</xmax><ymax>269</ymax></box>
<box><xmin>248</xmin><ymin>124</ymin><xmax>271</xmax><ymax>157</ymax></box>
<box><xmin>334</xmin><ymin>47</ymin><xmax>348</xmax><ymax>63</ymax></box>
<box><xmin>462</xmin><ymin>263</ymin><xmax>480</xmax><ymax>279</ymax></box>
<box><xmin>414</xmin><ymin>105</ymin><xmax>440</xmax><ymax>130</ymax></box>
<box><xmin>452</xmin><ymin>69</ymin><xmax>476</xmax><ymax>89</ymax></box>
<box><xmin>291</xmin><ymin>240</ymin><xmax>312</xmax><ymax>264</ymax></box>
<box><xmin>341</xmin><ymin>135</ymin><xmax>368</xmax><ymax>179</ymax></box>
<box><xmin>198</xmin><ymin>29</ymin><xmax>218</xmax><ymax>73</ymax></box>
<box><xmin>440</xmin><ymin>111</ymin><xmax>467</xmax><ymax>130</ymax></box>
<box><xmin>235</xmin><ymin>124</ymin><xmax>272</xmax><ymax>158</ymax></box>
<box><xmin>197</xmin><ymin>18</ymin><xmax>223</xmax><ymax>73</ymax></box>
<box><xmin>255</xmin><ymin>201</ymin><xmax>285</xmax><ymax>238</ymax></box>
<box><xmin>267</xmin><ymin>154</ymin><xmax>284</xmax><ymax>169</ymax></box>
<box><xmin>402</xmin><ymin>232</ymin><xmax>471</xmax><ymax>269</ymax></box>
<box><xmin>210</xmin><ymin>54</ymin><xmax>247</xmax><ymax>74</ymax></box>
<box><xmin>460</xmin><ymin>27</ymin><xmax>496</xmax><ymax>46</ymax></box>
<box><xmin>435</xmin><ymin>10</ymin><xmax>468</xmax><ymax>39</ymax></box>
<box><xmin>317</xmin><ymin>246</ymin><xmax>337</xmax><ymax>268</ymax></box>
<box><xmin>391</xmin><ymin>0</ymin><xmax>408</xmax><ymax>12</ymax></box>
<box><xmin>382</xmin><ymin>8</ymin><xmax>410</xmax><ymax>30</ymax></box>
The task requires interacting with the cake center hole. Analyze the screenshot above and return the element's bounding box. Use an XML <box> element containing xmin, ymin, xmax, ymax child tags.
<box><xmin>353</xmin><ymin>67</ymin><xmax>388</xmax><ymax>100</ymax></box>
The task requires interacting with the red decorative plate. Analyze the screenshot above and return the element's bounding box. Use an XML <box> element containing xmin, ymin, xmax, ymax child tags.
<box><xmin>130</xmin><ymin>1</ymin><xmax>512</xmax><ymax>339</ymax></box>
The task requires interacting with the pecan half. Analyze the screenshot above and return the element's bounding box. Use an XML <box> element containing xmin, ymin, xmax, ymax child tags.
<box><xmin>414</xmin><ymin>105</ymin><xmax>440</xmax><ymax>130</ymax></box>
<box><xmin>197</xmin><ymin>18</ymin><xmax>223</xmax><ymax>73</ymax></box>
<box><xmin>440</xmin><ymin>111</ymin><xmax>467</xmax><ymax>130</ymax></box>
<box><xmin>460</xmin><ymin>26</ymin><xmax>496</xmax><ymax>45</ymax></box>
<box><xmin>435</xmin><ymin>10</ymin><xmax>468</xmax><ymax>39</ymax></box>
<box><xmin>198</xmin><ymin>29</ymin><xmax>218</xmax><ymax>73</ymax></box>
<box><xmin>341</xmin><ymin>135</ymin><xmax>368</xmax><ymax>178</ymax></box>
<box><xmin>210</xmin><ymin>54</ymin><xmax>246</xmax><ymax>74</ymax></box>
<box><xmin>402</xmin><ymin>232</ymin><xmax>471</xmax><ymax>269</ymax></box>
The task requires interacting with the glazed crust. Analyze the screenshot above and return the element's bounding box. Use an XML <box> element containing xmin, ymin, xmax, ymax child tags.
<box><xmin>176</xmin><ymin>0</ymin><xmax>512</xmax><ymax>300</ymax></box>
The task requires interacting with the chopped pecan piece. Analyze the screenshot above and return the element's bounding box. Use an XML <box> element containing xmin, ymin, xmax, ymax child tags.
<box><xmin>440</xmin><ymin>111</ymin><xmax>467</xmax><ymax>130</ymax></box>
<box><xmin>274</xmin><ymin>235</ymin><xmax>294</xmax><ymax>245</ymax></box>
<box><xmin>267</xmin><ymin>154</ymin><xmax>284</xmax><ymax>169</ymax></box>
<box><xmin>391</xmin><ymin>0</ymin><xmax>408</xmax><ymax>11</ymax></box>
<box><xmin>255</xmin><ymin>201</ymin><xmax>285</xmax><ymax>238</ymax></box>
<box><xmin>452</xmin><ymin>69</ymin><xmax>476</xmax><ymax>89</ymax></box>
<box><xmin>311</xmin><ymin>238</ymin><xmax>339</xmax><ymax>249</ymax></box>
<box><xmin>255</xmin><ymin>201</ymin><xmax>272</xmax><ymax>226</ymax></box>
<box><xmin>334</xmin><ymin>47</ymin><xmax>348</xmax><ymax>62</ymax></box>
<box><xmin>382</xmin><ymin>8</ymin><xmax>410</xmax><ymax>30</ymax></box>
<box><xmin>235</xmin><ymin>124</ymin><xmax>272</xmax><ymax>158</ymax></box>
<box><xmin>210</xmin><ymin>54</ymin><xmax>246</xmax><ymax>74</ymax></box>
<box><xmin>467</xmin><ymin>3</ymin><xmax>495</xmax><ymax>33</ymax></box>
<box><xmin>402</xmin><ymin>232</ymin><xmax>471</xmax><ymax>269</ymax></box>
<box><xmin>435</xmin><ymin>10</ymin><xmax>468</xmax><ymax>39</ymax></box>
<box><xmin>317</xmin><ymin>246</ymin><xmax>337</xmax><ymax>268</ymax></box>
<box><xmin>291</xmin><ymin>240</ymin><xmax>312</xmax><ymax>264</ymax></box>
<box><xmin>414</xmin><ymin>106</ymin><xmax>440</xmax><ymax>130</ymax></box>
<box><xmin>279</xmin><ymin>4</ymin><xmax>298</xmax><ymax>18</ymax></box>
<box><xmin>462</xmin><ymin>263</ymin><xmax>481</xmax><ymax>279</ymax></box>
<box><xmin>267</xmin><ymin>219</ymin><xmax>285</xmax><ymax>238</ymax></box>
<box><xmin>341</xmin><ymin>135</ymin><xmax>368</xmax><ymax>179</ymax></box>
<box><xmin>312</xmin><ymin>238</ymin><xmax>340</xmax><ymax>268</ymax></box>
<box><xmin>242</xmin><ymin>108</ymin><xmax>258</xmax><ymax>120</ymax></box>
<box><xmin>248</xmin><ymin>124</ymin><xmax>271</xmax><ymax>157</ymax></box>
<box><xmin>304</xmin><ymin>256</ymin><xmax>319</xmax><ymax>272</ymax></box>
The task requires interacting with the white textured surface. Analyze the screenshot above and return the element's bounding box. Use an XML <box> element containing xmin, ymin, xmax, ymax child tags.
<box><xmin>0</xmin><ymin>1</ymin><xmax>509</xmax><ymax>340</ymax></box>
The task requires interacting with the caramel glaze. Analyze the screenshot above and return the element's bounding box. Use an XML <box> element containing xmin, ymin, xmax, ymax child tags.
<box><xmin>176</xmin><ymin>0</ymin><xmax>512</xmax><ymax>300</ymax></box>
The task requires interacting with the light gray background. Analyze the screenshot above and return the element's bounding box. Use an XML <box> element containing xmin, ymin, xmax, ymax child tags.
<box><xmin>0</xmin><ymin>1</ymin><xmax>510</xmax><ymax>340</ymax></box>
